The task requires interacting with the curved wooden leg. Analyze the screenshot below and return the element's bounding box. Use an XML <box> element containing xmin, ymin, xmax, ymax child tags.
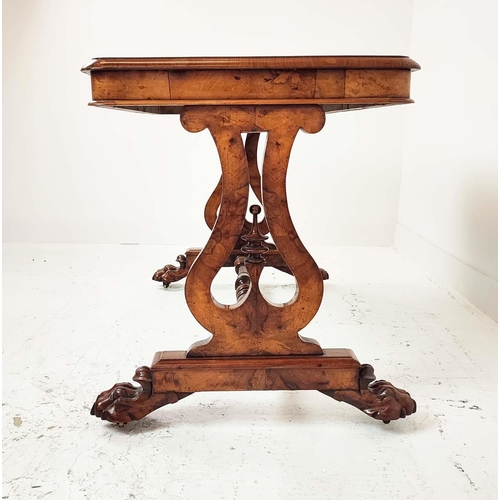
<box><xmin>91</xmin><ymin>366</ymin><xmax>192</xmax><ymax>425</ymax></box>
<box><xmin>181</xmin><ymin>105</ymin><xmax>326</xmax><ymax>358</ymax></box>
<box><xmin>152</xmin><ymin>130</ymin><xmax>329</xmax><ymax>287</ymax></box>
<box><xmin>321</xmin><ymin>364</ymin><xmax>417</xmax><ymax>423</ymax></box>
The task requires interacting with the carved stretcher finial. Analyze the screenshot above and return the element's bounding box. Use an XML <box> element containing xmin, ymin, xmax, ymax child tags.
<box><xmin>241</xmin><ymin>205</ymin><xmax>269</xmax><ymax>264</ymax></box>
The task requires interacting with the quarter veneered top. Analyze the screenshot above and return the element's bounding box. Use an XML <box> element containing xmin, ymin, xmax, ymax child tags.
<box><xmin>81</xmin><ymin>55</ymin><xmax>420</xmax><ymax>73</ymax></box>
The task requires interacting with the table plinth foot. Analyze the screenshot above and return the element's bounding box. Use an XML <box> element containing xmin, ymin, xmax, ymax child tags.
<box><xmin>90</xmin><ymin>355</ymin><xmax>416</xmax><ymax>425</ymax></box>
<box><xmin>320</xmin><ymin>364</ymin><xmax>417</xmax><ymax>423</ymax></box>
<box><xmin>90</xmin><ymin>366</ymin><xmax>192</xmax><ymax>424</ymax></box>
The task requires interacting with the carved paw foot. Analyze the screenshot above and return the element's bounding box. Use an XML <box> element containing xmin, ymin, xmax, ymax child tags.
<box><xmin>91</xmin><ymin>366</ymin><xmax>191</xmax><ymax>424</ymax></box>
<box><xmin>152</xmin><ymin>254</ymin><xmax>188</xmax><ymax>287</ymax></box>
<box><xmin>322</xmin><ymin>365</ymin><xmax>416</xmax><ymax>423</ymax></box>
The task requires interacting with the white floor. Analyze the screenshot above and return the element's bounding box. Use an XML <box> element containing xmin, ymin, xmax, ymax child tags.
<box><xmin>2</xmin><ymin>244</ymin><xmax>497</xmax><ymax>500</ymax></box>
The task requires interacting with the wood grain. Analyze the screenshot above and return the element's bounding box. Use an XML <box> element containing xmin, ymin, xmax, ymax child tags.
<box><xmin>345</xmin><ymin>69</ymin><xmax>411</xmax><ymax>98</ymax></box>
<box><xmin>151</xmin><ymin>349</ymin><xmax>360</xmax><ymax>392</ymax></box>
<box><xmin>259</xmin><ymin>106</ymin><xmax>325</xmax><ymax>334</ymax></box>
<box><xmin>181</xmin><ymin>105</ymin><xmax>326</xmax><ymax>357</ymax></box>
<box><xmin>89</xmin><ymin>69</ymin><xmax>413</xmax><ymax>104</ymax></box>
<box><xmin>203</xmin><ymin>133</ymin><xmax>268</xmax><ymax>235</ymax></box>
<box><xmin>82</xmin><ymin>56</ymin><xmax>420</xmax><ymax>73</ymax></box>
<box><xmin>170</xmin><ymin>69</ymin><xmax>316</xmax><ymax>99</ymax></box>
<box><xmin>91</xmin><ymin>70</ymin><xmax>171</xmax><ymax>100</ymax></box>
<box><xmin>84</xmin><ymin>56</ymin><xmax>420</xmax><ymax>114</ymax></box>
<box><xmin>313</xmin><ymin>69</ymin><xmax>345</xmax><ymax>98</ymax></box>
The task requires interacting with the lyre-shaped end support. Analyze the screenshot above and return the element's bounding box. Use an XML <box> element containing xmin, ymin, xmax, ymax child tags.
<box><xmin>183</xmin><ymin>105</ymin><xmax>325</xmax><ymax>357</ymax></box>
<box><xmin>241</xmin><ymin>205</ymin><xmax>269</xmax><ymax>264</ymax></box>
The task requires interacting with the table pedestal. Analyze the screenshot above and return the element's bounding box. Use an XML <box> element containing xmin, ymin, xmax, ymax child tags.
<box><xmin>152</xmin><ymin>132</ymin><xmax>328</xmax><ymax>287</ymax></box>
<box><xmin>91</xmin><ymin>105</ymin><xmax>416</xmax><ymax>425</ymax></box>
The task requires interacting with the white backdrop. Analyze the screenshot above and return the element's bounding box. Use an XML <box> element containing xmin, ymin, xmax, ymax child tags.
<box><xmin>396</xmin><ymin>0</ymin><xmax>498</xmax><ymax>320</ymax></box>
<box><xmin>3</xmin><ymin>0</ymin><xmax>413</xmax><ymax>246</ymax></box>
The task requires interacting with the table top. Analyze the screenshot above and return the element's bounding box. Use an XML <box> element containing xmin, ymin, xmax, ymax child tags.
<box><xmin>82</xmin><ymin>56</ymin><xmax>420</xmax><ymax>72</ymax></box>
<box><xmin>82</xmin><ymin>56</ymin><xmax>420</xmax><ymax>115</ymax></box>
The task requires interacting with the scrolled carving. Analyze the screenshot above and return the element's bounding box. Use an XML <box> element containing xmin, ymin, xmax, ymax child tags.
<box><xmin>182</xmin><ymin>105</ymin><xmax>325</xmax><ymax>357</ymax></box>
<box><xmin>91</xmin><ymin>366</ymin><xmax>191</xmax><ymax>424</ymax></box>
<box><xmin>152</xmin><ymin>254</ymin><xmax>188</xmax><ymax>287</ymax></box>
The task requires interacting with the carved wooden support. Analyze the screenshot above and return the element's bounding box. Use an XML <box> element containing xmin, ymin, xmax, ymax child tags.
<box><xmin>92</xmin><ymin>106</ymin><xmax>417</xmax><ymax>426</ymax></box>
<box><xmin>182</xmin><ymin>105</ymin><xmax>326</xmax><ymax>358</ymax></box>
<box><xmin>205</xmin><ymin>133</ymin><xmax>269</xmax><ymax>236</ymax></box>
<box><xmin>321</xmin><ymin>364</ymin><xmax>417</xmax><ymax>423</ymax></box>
<box><xmin>90</xmin><ymin>355</ymin><xmax>416</xmax><ymax>425</ymax></box>
<box><xmin>152</xmin><ymin>130</ymin><xmax>329</xmax><ymax>287</ymax></box>
<box><xmin>152</xmin><ymin>254</ymin><xmax>190</xmax><ymax>288</ymax></box>
<box><xmin>90</xmin><ymin>366</ymin><xmax>192</xmax><ymax>424</ymax></box>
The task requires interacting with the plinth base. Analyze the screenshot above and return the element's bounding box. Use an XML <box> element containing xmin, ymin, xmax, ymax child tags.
<box><xmin>91</xmin><ymin>350</ymin><xmax>416</xmax><ymax>425</ymax></box>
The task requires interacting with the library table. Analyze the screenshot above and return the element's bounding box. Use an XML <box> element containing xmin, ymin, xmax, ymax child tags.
<box><xmin>82</xmin><ymin>56</ymin><xmax>420</xmax><ymax>425</ymax></box>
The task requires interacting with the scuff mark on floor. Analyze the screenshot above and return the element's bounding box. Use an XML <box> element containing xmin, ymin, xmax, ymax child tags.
<box><xmin>454</xmin><ymin>462</ymin><xmax>478</xmax><ymax>491</ymax></box>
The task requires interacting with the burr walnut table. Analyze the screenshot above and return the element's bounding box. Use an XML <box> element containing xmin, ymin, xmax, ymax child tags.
<box><xmin>82</xmin><ymin>56</ymin><xmax>420</xmax><ymax>425</ymax></box>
